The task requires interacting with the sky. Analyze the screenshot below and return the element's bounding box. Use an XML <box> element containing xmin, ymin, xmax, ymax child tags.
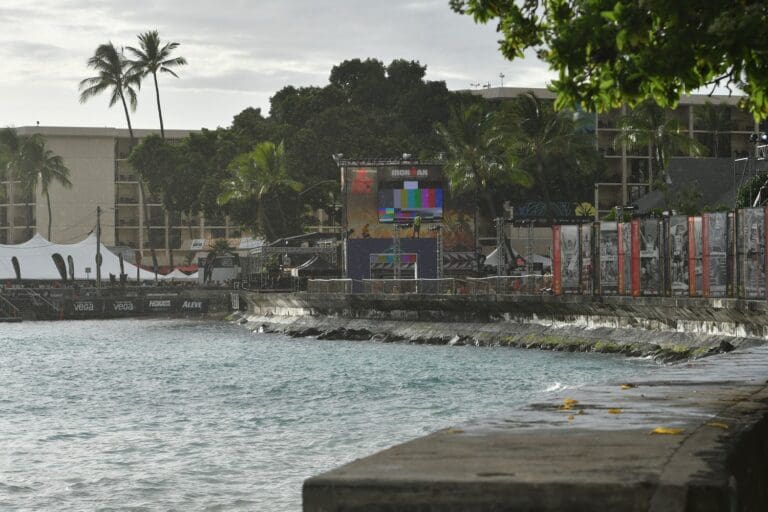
<box><xmin>0</xmin><ymin>0</ymin><xmax>555</xmax><ymax>131</ymax></box>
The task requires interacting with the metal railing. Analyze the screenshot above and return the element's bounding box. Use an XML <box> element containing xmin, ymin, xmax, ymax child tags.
<box><xmin>306</xmin><ymin>276</ymin><xmax>552</xmax><ymax>296</ymax></box>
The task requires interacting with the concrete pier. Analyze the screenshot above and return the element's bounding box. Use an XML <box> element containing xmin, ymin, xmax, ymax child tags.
<box><xmin>303</xmin><ymin>345</ymin><xmax>768</xmax><ymax>511</ymax></box>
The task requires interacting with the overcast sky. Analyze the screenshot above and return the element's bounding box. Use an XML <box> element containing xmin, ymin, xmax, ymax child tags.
<box><xmin>0</xmin><ymin>0</ymin><xmax>555</xmax><ymax>131</ymax></box>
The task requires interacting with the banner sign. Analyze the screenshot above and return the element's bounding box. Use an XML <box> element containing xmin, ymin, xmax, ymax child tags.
<box><xmin>180</xmin><ymin>299</ymin><xmax>208</xmax><ymax>313</ymax></box>
<box><xmin>71</xmin><ymin>300</ymin><xmax>101</xmax><ymax>315</ymax></box>
<box><xmin>552</xmin><ymin>225</ymin><xmax>561</xmax><ymax>295</ymax></box>
<box><xmin>599</xmin><ymin>222</ymin><xmax>618</xmax><ymax>294</ymax></box>
<box><xmin>110</xmin><ymin>300</ymin><xmax>137</xmax><ymax>314</ymax></box>
<box><xmin>146</xmin><ymin>299</ymin><xmax>173</xmax><ymax>312</ymax></box>
<box><xmin>630</xmin><ymin>220</ymin><xmax>640</xmax><ymax>297</ymax></box>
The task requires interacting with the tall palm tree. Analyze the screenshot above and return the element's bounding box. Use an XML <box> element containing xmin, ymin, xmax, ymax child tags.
<box><xmin>79</xmin><ymin>42</ymin><xmax>141</xmax><ymax>144</ymax></box>
<box><xmin>217</xmin><ymin>141</ymin><xmax>303</xmax><ymax>241</ymax></box>
<box><xmin>436</xmin><ymin>103</ymin><xmax>510</xmax><ymax>267</ymax></box>
<box><xmin>2</xmin><ymin>133</ymin><xmax>72</xmax><ymax>239</ymax></box>
<box><xmin>614</xmin><ymin>101</ymin><xmax>706</xmax><ymax>187</ymax></box>
<box><xmin>33</xmin><ymin>138</ymin><xmax>73</xmax><ymax>240</ymax></box>
<box><xmin>127</xmin><ymin>30</ymin><xmax>187</xmax><ymax>140</ymax></box>
<box><xmin>494</xmin><ymin>92</ymin><xmax>601</xmax><ymax>217</ymax></box>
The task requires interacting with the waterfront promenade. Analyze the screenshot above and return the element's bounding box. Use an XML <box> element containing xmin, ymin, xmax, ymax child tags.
<box><xmin>239</xmin><ymin>291</ymin><xmax>768</xmax><ymax>510</ymax></box>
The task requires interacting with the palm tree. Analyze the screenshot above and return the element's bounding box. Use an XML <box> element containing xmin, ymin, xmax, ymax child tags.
<box><xmin>614</xmin><ymin>101</ymin><xmax>707</xmax><ymax>188</ymax></box>
<box><xmin>2</xmin><ymin>132</ymin><xmax>72</xmax><ymax>239</ymax></box>
<box><xmin>494</xmin><ymin>92</ymin><xmax>601</xmax><ymax>217</ymax></box>
<box><xmin>33</xmin><ymin>138</ymin><xmax>73</xmax><ymax>240</ymax></box>
<box><xmin>436</xmin><ymin>103</ymin><xmax>510</xmax><ymax>267</ymax></box>
<box><xmin>217</xmin><ymin>141</ymin><xmax>303</xmax><ymax>241</ymax></box>
<box><xmin>127</xmin><ymin>30</ymin><xmax>187</xmax><ymax>140</ymax></box>
<box><xmin>79</xmin><ymin>42</ymin><xmax>141</xmax><ymax>144</ymax></box>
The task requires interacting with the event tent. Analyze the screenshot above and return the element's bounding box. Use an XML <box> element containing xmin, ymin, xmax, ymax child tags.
<box><xmin>165</xmin><ymin>268</ymin><xmax>199</xmax><ymax>281</ymax></box>
<box><xmin>0</xmin><ymin>233</ymin><xmax>160</xmax><ymax>281</ymax></box>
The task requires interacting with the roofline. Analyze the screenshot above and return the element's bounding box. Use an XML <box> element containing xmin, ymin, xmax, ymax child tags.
<box><xmin>13</xmin><ymin>125</ymin><xmax>200</xmax><ymax>139</ymax></box>
<box><xmin>461</xmin><ymin>86</ymin><xmax>745</xmax><ymax>107</ymax></box>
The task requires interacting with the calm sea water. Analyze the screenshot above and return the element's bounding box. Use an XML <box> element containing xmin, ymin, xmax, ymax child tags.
<box><xmin>0</xmin><ymin>319</ymin><xmax>653</xmax><ymax>511</ymax></box>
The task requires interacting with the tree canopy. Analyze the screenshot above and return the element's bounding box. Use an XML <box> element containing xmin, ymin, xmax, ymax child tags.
<box><xmin>449</xmin><ymin>0</ymin><xmax>768</xmax><ymax>119</ymax></box>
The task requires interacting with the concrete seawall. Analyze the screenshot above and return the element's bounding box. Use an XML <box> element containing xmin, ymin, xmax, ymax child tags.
<box><xmin>240</xmin><ymin>292</ymin><xmax>768</xmax><ymax>511</ymax></box>
<box><xmin>242</xmin><ymin>292</ymin><xmax>768</xmax><ymax>361</ymax></box>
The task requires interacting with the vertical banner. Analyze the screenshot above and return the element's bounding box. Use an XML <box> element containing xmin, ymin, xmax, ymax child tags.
<box><xmin>552</xmin><ymin>225</ymin><xmax>561</xmax><ymax>296</ymax></box>
<box><xmin>765</xmin><ymin>206</ymin><xmax>768</xmax><ymax>299</ymax></box>
<box><xmin>692</xmin><ymin>216</ymin><xmax>703</xmax><ymax>296</ymax></box>
<box><xmin>621</xmin><ymin>222</ymin><xmax>632</xmax><ymax>296</ymax></box>
<box><xmin>705</xmin><ymin>212</ymin><xmax>728</xmax><ymax>297</ymax></box>
<box><xmin>560</xmin><ymin>225</ymin><xmax>580</xmax><ymax>294</ymax></box>
<box><xmin>640</xmin><ymin>219</ymin><xmax>661</xmax><ymax>295</ymax></box>
<box><xmin>599</xmin><ymin>222</ymin><xmax>618</xmax><ymax>294</ymax></box>
<box><xmin>617</xmin><ymin>223</ymin><xmax>625</xmax><ymax>295</ymax></box>
<box><xmin>702</xmin><ymin>214</ymin><xmax>710</xmax><ymax>296</ymax></box>
<box><xmin>727</xmin><ymin>212</ymin><xmax>735</xmax><ymax>297</ymax></box>
<box><xmin>669</xmin><ymin>215</ymin><xmax>689</xmax><ymax>296</ymax></box>
<box><xmin>630</xmin><ymin>219</ymin><xmax>640</xmax><ymax>297</ymax></box>
<box><xmin>580</xmin><ymin>223</ymin><xmax>592</xmax><ymax>295</ymax></box>
<box><xmin>738</xmin><ymin>208</ymin><xmax>765</xmax><ymax>299</ymax></box>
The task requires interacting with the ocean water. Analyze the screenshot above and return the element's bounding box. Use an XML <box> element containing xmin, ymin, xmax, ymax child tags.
<box><xmin>0</xmin><ymin>319</ymin><xmax>654</xmax><ymax>511</ymax></box>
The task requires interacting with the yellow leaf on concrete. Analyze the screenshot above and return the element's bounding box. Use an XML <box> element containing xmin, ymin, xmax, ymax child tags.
<box><xmin>706</xmin><ymin>422</ymin><xmax>729</xmax><ymax>430</ymax></box>
<box><xmin>563</xmin><ymin>398</ymin><xmax>579</xmax><ymax>406</ymax></box>
<box><xmin>444</xmin><ymin>428</ymin><xmax>465</xmax><ymax>435</ymax></box>
<box><xmin>567</xmin><ymin>415</ymin><xmax>575</xmax><ymax>421</ymax></box>
<box><xmin>620</xmin><ymin>384</ymin><xmax>636</xmax><ymax>390</ymax></box>
<box><xmin>608</xmin><ymin>408</ymin><xmax>623</xmax><ymax>414</ymax></box>
<box><xmin>650</xmin><ymin>427</ymin><xmax>684</xmax><ymax>435</ymax></box>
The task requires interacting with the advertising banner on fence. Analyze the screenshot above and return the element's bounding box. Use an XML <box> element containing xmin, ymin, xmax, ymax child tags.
<box><xmin>669</xmin><ymin>215</ymin><xmax>689</xmax><ymax>296</ymax></box>
<box><xmin>552</xmin><ymin>225</ymin><xmax>561</xmax><ymax>295</ymax></box>
<box><xmin>639</xmin><ymin>219</ymin><xmax>661</xmax><ymax>295</ymax></box>
<box><xmin>70</xmin><ymin>300</ymin><xmax>102</xmax><ymax>316</ymax></box>
<box><xmin>738</xmin><ymin>208</ymin><xmax>766</xmax><ymax>299</ymax></box>
<box><xmin>109</xmin><ymin>300</ymin><xmax>137</xmax><ymax>315</ymax></box>
<box><xmin>146</xmin><ymin>298</ymin><xmax>173</xmax><ymax>313</ymax></box>
<box><xmin>580</xmin><ymin>223</ymin><xmax>592</xmax><ymax>294</ymax></box>
<box><xmin>703</xmin><ymin>212</ymin><xmax>728</xmax><ymax>297</ymax></box>
<box><xmin>180</xmin><ymin>299</ymin><xmax>208</xmax><ymax>313</ymax></box>
<box><xmin>560</xmin><ymin>225</ymin><xmax>580</xmax><ymax>294</ymax></box>
<box><xmin>599</xmin><ymin>222</ymin><xmax>618</xmax><ymax>294</ymax></box>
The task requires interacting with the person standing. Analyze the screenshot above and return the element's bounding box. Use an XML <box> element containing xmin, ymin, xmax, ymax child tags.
<box><xmin>413</xmin><ymin>215</ymin><xmax>421</xmax><ymax>239</ymax></box>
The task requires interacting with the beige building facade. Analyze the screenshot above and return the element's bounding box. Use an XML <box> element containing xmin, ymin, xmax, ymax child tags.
<box><xmin>2</xmin><ymin>126</ymin><xmax>244</xmax><ymax>266</ymax></box>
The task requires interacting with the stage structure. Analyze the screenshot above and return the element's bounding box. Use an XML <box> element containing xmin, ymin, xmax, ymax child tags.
<box><xmin>339</xmin><ymin>158</ymin><xmax>475</xmax><ymax>283</ymax></box>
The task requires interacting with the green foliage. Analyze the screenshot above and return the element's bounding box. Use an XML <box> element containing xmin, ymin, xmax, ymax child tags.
<box><xmin>736</xmin><ymin>174</ymin><xmax>768</xmax><ymax>208</ymax></box>
<box><xmin>1</xmin><ymin>129</ymin><xmax>71</xmax><ymax>238</ymax></box>
<box><xmin>495</xmin><ymin>92</ymin><xmax>603</xmax><ymax>208</ymax></box>
<box><xmin>79</xmin><ymin>42</ymin><xmax>142</xmax><ymax>140</ymax></box>
<box><xmin>127</xmin><ymin>30</ymin><xmax>187</xmax><ymax>139</ymax></box>
<box><xmin>614</xmin><ymin>101</ymin><xmax>707</xmax><ymax>181</ymax></box>
<box><xmin>449</xmin><ymin>0</ymin><xmax>768</xmax><ymax>120</ymax></box>
<box><xmin>217</xmin><ymin>141</ymin><xmax>303</xmax><ymax>241</ymax></box>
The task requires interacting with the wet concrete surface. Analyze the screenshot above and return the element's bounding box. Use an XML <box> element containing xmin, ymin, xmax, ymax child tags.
<box><xmin>303</xmin><ymin>346</ymin><xmax>768</xmax><ymax>511</ymax></box>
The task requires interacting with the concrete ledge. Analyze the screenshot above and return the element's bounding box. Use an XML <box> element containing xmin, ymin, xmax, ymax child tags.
<box><xmin>303</xmin><ymin>348</ymin><xmax>768</xmax><ymax>511</ymax></box>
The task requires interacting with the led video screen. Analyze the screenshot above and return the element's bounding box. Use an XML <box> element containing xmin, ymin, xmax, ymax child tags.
<box><xmin>377</xmin><ymin>179</ymin><xmax>443</xmax><ymax>223</ymax></box>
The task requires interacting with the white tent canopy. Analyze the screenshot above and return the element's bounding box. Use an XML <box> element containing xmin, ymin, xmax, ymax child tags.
<box><xmin>0</xmin><ymin>233</ymin><xmax>160</xmax><ymax>281</ymax></box>
<box><xmin>165</xmin><ymin>268</ymin><xmax>198</xmax><ymax>281</ymax></box>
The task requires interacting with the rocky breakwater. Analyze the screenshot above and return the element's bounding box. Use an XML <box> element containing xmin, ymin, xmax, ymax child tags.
<box><xmin>239</xmin><ymin>293</ymin><xmax>768</xmax><ymax>362</ymax></box>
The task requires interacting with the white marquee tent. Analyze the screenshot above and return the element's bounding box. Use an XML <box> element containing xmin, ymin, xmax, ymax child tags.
<box><xmin>165</xmin><ymin>268</ymin><xmax>199</xmax><ymax>281</ymax></box>
<box><xmin>0</xmin><ymin>233</ymin><xmax>161</xmax><ymax>281</ymax></box>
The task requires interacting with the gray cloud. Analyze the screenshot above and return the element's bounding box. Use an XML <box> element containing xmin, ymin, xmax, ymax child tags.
<box><xmin>0</xmin><ymin>0</ymin><xmax>552</xmax><ymax>128</ymax></box>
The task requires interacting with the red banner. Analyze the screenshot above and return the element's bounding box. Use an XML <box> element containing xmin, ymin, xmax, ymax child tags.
<box><xmin>631</xmin><ymin>219</ymin><xmax>640</xmax><ymax>297</ymax></box>
<box><xmin>552</xmin><ymin>225</ymin><xmax>561</xmax><ymax>296</ymax></box>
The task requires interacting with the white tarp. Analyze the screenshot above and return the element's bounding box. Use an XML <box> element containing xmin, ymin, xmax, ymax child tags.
<box><xmin>0</xmin><ymin>233</ymin><xmax>160</xmax><ymax>281</ymax></box>
<box><xmin>165</xmin><ymin>269</ymin><xmax>198</xmax><ymax>281</ymax></box>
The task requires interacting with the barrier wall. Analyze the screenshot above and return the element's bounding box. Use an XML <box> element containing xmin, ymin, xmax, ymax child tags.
<box><xmin>552</xmin><ymin>208</ymin><xmax>768</xmax><ymax>299</ymax></box>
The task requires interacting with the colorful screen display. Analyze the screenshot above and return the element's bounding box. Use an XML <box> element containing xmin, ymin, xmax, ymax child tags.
<box><xmin>377</xmin><ymin>180</ymin><xmax>443</xmax><ymax>223</ymax></box>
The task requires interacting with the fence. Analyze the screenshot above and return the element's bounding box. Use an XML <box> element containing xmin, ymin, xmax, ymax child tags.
<box><xmin>305</xmin><ymin>275</ymin><xmax>551</xmax><ymax>296</ymax></box>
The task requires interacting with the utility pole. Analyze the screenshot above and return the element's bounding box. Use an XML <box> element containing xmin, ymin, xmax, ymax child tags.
<box><xmin>96</xmin><ymin>206</ymin><xmax>102</xmax><ymax>289</ymax></box>
<box><xmin>495</xmin><ymin>217</ymin><xmax>505</xmax><ymax>277</ymax></box>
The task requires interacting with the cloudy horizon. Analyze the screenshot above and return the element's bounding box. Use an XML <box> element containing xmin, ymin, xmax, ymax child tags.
<box><xmin>0</xmin><ymin>0</ymin><xmax>555</xmax><ymax>131</ymax></box>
